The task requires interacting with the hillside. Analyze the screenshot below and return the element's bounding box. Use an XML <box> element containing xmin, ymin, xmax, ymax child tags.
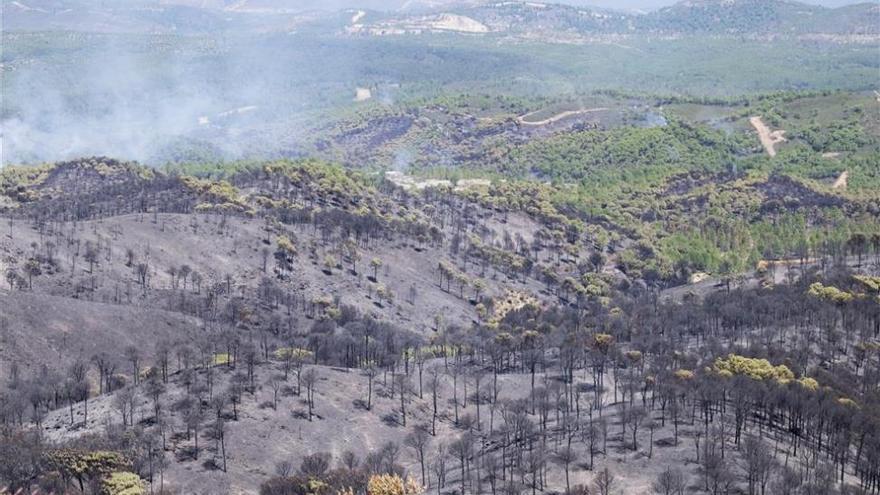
<box><xmin>4</xmin><ymin>89</ymin><xmax>880</xmax><ymax>295</ymax></box>
<box><xmin>1</xmin><ymin>157</ymin><xmax>878</xmax><ymax>494</ymax></box>
<box><xmin>0</xmin><ymin>157</ymin><xmax>578</xmax><ymax>372</ymax></box>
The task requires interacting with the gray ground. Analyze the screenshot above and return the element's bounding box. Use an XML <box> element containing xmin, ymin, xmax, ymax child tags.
<box><xmin>43</xmin><ymin>358</ymin><xmax>710</xmax><ymax>495</ymax></box>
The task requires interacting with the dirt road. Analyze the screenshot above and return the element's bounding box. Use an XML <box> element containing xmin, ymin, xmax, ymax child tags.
<box><xmin>518</xmin><ymin>107</ymin><xmax>608</xmax><ymax>126</ymax></box>
<box><xmin>833</xmin><ymin>170</ymin><xmax>848</xmax><ymax>189</ymax></box>
<box><xmin>750</xmin><ymin>116</ymin><xmax>786</xmax><ymax>156</ymax></box>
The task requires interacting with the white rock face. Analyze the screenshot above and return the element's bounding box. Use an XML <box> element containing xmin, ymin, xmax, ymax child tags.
<box><xmin>428</xmin><ymin>14</ymin><xmax>490</xmax><ymax>33</ymax></box>
<box><xmin>354</xmin><ymin>87</ymin><xmax>372</xmax><ymax>102</ymax></box>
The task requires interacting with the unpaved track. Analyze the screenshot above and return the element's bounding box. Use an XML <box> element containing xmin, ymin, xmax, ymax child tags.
<box><xmin>833</xmin><ymin>170</ymin><xmax>848</xmax><ymax>189</ymax></box>
<box><xmin>354</xmin><ymin>87</ymin><xmax>372</xmax><ymax>102</ymax></box>
<box><xmin>518</xmin><ymin>107</ymin><xmax>608</xmax><ymax>126</ymax></box>
<box><xmin>750</xmin><ymin>116</ymin><xmax>786</xmax><ymax>156</ymax></box>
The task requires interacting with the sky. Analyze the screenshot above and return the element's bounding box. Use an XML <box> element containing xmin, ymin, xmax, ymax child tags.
<box><xmin>569</xmin><ymin>0</ymin><xmax>871</xmax><ymax>9</ymax></box>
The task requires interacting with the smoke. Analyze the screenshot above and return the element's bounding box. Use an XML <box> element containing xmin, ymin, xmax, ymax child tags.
<box><xmin>392</xmin><ymin>147</ymin><xmax>413</xmax><ymax>172</ymax></box>
<box><xmin>376</xmin><ymin>83</ymin><xmax>399</xmax><ymax>106</ymax></box>
<box><xmin>0</xmin><ymin>30</ymin><xmax>323</xmax><ymax>167</ymax></box>
<box><xmin>0</xmin><ymin>1</ymin><xmax>536</xmax><ymax>168</ymax></box>
<box><xmin>4</xmin><ymin>34</ymin><xmax>202</xmax><ymax>165</ymax></box>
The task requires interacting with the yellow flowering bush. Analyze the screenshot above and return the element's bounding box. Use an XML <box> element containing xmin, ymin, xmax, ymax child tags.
<box><xmin>102</xmin><ymin>471</ymin><xmax>146</xmax><ymax>495</ymax></box>
<box><xmin>712</xmin><ymin>354</ymin><xmax>794</xmax><ymax>383</ymax></box>
<box><xmin>674</xmin><ymin>369</ymin><xmax>694</xmax><ymax>380</ymax></box>
<box><xmin>367</xmin><ymin>474</ymin><xmax>424</xmax><ymax>495</ymax></box>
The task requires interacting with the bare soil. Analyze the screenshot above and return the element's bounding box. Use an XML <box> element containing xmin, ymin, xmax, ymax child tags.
<box><xmin>832</xmin><ymin>170</ymin><xmax>848</xmax><ymax>189</ymax></box>
<box><xmin>0</xmin><ymin>207</ymin><xmax>554</xmax><ymax>377</ymax></box>
<box><xmin>749</xmin><ymin>116</ymin><xmax>786</xmax><ymax>156</ymax></box>
<box><xmin>42</xmin><ymin>359</ymin><xmax>713</xmax><ymax>495</ymax></box>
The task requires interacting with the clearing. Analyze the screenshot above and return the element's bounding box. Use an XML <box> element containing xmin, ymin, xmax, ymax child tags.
<box><xmin>385</xmin><ymin>170</ymin><xmax>451</xmax><ymax>190</ymax></box>
<box><xmin>518</xmin><ymin>107</ymin><xmax>608</xmax><ymax>126</ymax></box>
<box><xmin>833</xmin><ymin>170</ymin><xmax>849</xmax><ymax>189</ymax></box>
<box><xmin>354</xmin><ymin>87</ymin><xmax>372</xmax><ymax>102</ymax></box>
<box><xmin>427</xmin><ymin>14</ymin><xmax>489</xmax><ymax>33</ymax></box>
<box><xmin>749</xmin><ymin>116</ymin><xmax>786</xmax><ymax>156</ymax></box>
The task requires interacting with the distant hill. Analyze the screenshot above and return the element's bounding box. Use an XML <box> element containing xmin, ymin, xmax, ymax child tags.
<box><xmin>376</xmin><ymin>0</ymin><xmax>880</xmax><ymax>37</ymax></box>
<box><xmin>436</xmin><ymin>2</ymin><xmax>634</xmax><ymax>35</ymax></box>
<box><xmin>4</xmin><ymin>0</ymin><xmax>878</xmax><ymax>36</ymax></box>
<box><xmin>815</xmin><ymin>2</ymin><xmax>880</xmax><ymax>34</ymax></box>
<box><xmin>2</xmin><ymin>0</ymin><xmax>230</xmax><ymax>33</ymax></box>
<box><xmin>641</xmin><ymin>0</ymin><xmax>880</xmax><ymax>35</ymax></box>
<box><xmin>643</xmin><ymin>0</ymin><xmax>825</xmax><ymax>34</ymax></box>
